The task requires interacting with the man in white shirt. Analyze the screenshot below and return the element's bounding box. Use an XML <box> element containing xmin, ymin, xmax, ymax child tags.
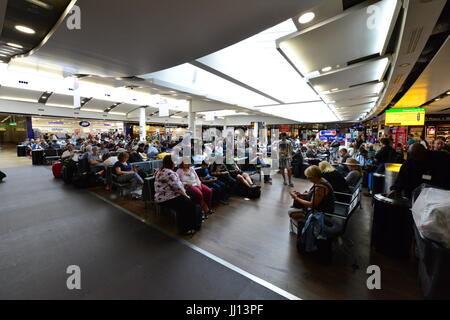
<box><xmin>62</xmin><ymin>144</ymin><xmax>80</xmax><ymax>162</ymax></box>
<box><xmin>102</xmin><ymin>153</ymin><xmax>119</xmax><ymax>168</ymax></box>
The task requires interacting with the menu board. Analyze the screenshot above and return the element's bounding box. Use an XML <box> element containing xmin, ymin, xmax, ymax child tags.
<box><xmin>385</xmin><ymin>108</ymin><xmax>425</xmax><ymax>126</ymax></box>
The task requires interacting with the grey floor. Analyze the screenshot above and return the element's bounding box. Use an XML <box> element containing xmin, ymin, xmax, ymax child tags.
<box><xmin>0</xmin><ymin>166</ymin><xmax>285</xmax><ymax>300</ymax></box>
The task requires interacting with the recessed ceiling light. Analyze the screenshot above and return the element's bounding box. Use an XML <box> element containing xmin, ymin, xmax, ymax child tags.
<box><xmin>15</xmin><ymin>25</ymin><xmax>36</xmax><ymax>34</ymax></box>
<box><xmin>298</xmin><ymin>12</ymin><xmax>315</xmax><ymax>24</ymax></box>
<box><xmin>446</xmin><ymin>91</ymin><xmax>450</xmax><ymax>95</ymax></box>
<box><xmin>6</xmin><ymin>43</ymin><xmax>23</xmax><ymax>49</ymax></box>
<box><xmin>321</xmin><ymin>66</ymin><xmax>332</xmax><ymax>72</ymax></box>
<box><xmin>331</xmin><ymin>88</ymin><xmax>339</xmax><ymax>92</ymax></box>
<box><xmin>435</xmin><ymin>98</ymin><xmax>440</xmax><ymax>101</ymax></box>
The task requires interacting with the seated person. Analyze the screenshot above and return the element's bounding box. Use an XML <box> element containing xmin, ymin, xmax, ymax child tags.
<box><xmin>288</xmin><ymin>165</ymin><xmax>335</xmax><ymax>223</ymax></box>
<box><xmin>226</xmin><ymin>161</ymin><xmax>259</xmax><ymax>189</ymax></box>
<box><xmin>337</xmin><ymin>148</ymin><xmax>350</xmax><ymax>164</ymax></box>
<box><xmin>87</xmin><ymin>146</ymin><xmax>104</xmax><ymax>173</ymax></box>
<box><xmin>253</xmin><ymin>155</ymin><xmax>272</xmax><ymax>184</ymax></box>
<box><xmin>113</xmin><ymin>152</ymin><xmax>144</xmax><ymax>200</ymax></box>
<box><xmin>61</xmin><ymin>144</ymin><xmax>81</xmax><ymax>165</ymax></box>
<box><xmin>137</xmin><ymin>143</ymin><xmax>148</xmax><ymax>161</ymax></box>
<box><xmin>318</xmin><ymin>161</ymin><xmax>350</xmax><ymax>193</ymax></box>
<box><xmin>147</xmin><ymin>144</ymin><xmax>160</xmax><ymax>158</ymax></box>
<box><xmin>128</xmin><ymin>150</ymin><xmax>143</xmax><ymax>163</ymax></box>
<box><xmin>344</xmin><ymin>158</ymin><xmax>362</xmax><ymax>188</ymax></box>
<box><xmin>176</xmin><ymin>162</ymin><xmax>213</xmax><ymax>215</ymax></box>
<box><xmin>305</xmin><ymin>145</ymin><xmax>317</xmax><ymax>158</ymax></box>
<box><xmin>197</xmin><ymin>161</ymin><xmax>229</xmax><ymax>205</ymax></box>
<box><xmin>102</xmin><ymin>153</ymin><xmax>118</xmax><ymax>168</ymax></box>
<box><xmin>354</xmin><ymin>147</ymin><xmax>370</xmax><ymax>168</ymax></box>
<box><xmin>210</xmin><ymin>161</ymin><xmax>237</xmax><ymax>190</ymax></box>
<box><xmin>154</xmin><ymin>155</ymin><xmax>200</xmax><ymax>236</ymax></box>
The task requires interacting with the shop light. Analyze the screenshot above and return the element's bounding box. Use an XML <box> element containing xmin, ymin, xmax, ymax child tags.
<box><xmin>298</xmin><ymin>12</ymin><xmax>315</xmax><ymax>24</ymax></box>
<box><xmin>321</xmin><ymin>66</ymin><xmax>332</xmax><ymax>72</ymax></box>
<box><xmin>15</xmin><ymin>25</ymin><xmax>36</xmax><ymax>34</ymax></box>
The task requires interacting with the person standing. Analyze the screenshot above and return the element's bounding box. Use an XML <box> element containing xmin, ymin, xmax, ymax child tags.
<box><xmin>279</xmin><ymin>133</ymin><xmax>294</xmax><ymax>187</ymax></box>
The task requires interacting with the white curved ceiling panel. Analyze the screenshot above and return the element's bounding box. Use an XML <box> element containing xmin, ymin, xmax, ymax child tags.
<box><xmin>196</xmin><ymin>20</ymin><xmax>318</xmax><ymax>103</ymax></box>
<box><xmin>322</xmin><ymin>82</ymin><xmax>384</xmax><ymax>102</ymax></box>
<box><xmin>145</xmin><ymin>63</ymin><xmax>276</xmax><ymax>108</ymax></box>
<box><xmin>277</xmin><ymin>0</ymin><xmax>400</xmax><ymax>75</ymax></box>
<box><xmin>256</xmin><ymin>101</ymin><xmax>338</xmax><ymax>123</ymax></box>
<box><xmin>309</xmin><ymin>56</ymin><xmax>390</xmax><ymax>93</ymax></box>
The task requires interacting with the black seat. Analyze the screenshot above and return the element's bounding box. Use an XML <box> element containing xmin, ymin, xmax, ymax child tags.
<box><xmin>43</xmin><ymin>149</ymin><xmax>60</xmax><ymax>164</ymax></box>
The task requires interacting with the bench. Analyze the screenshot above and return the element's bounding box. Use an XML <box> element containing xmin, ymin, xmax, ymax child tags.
<box><xmin>43</xmin><ymin>149</ymin><xmax>61</xmax><ymax>165</ymax></box>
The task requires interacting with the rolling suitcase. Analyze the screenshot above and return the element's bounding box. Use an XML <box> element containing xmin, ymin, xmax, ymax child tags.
<box><xmin>52</xmin><ymin>161</ymin><xmax>63</xmax><ymax>179</ymax></box>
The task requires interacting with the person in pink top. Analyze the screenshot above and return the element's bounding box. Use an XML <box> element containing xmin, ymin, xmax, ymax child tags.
<box><xmin>177</xmin><ymin>162</ymin><xmax>214</xmax><ymax>216</ymax></box>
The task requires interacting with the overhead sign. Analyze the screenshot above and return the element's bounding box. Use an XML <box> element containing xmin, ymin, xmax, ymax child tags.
<box><xmin>79</xmin><ymin>121</ymin><xmax>91</xmax><ymax>127</ymax></box>
<box><xmin>385</xmin><ymin>108</ymin><xmax>425</xmax><ymax>126</ymax></box>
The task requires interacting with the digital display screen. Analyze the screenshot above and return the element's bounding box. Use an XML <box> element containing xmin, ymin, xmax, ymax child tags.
<box><xmin>385</xmin><ymin>108</ymin><xmax>425</xmax><ymax>126</ymax></box>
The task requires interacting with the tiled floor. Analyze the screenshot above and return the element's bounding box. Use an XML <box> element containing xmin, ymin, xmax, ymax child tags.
<box><xmin>0</xmin><ymin>144</ymin><xmax>32</xmax><ymax>169</ymax></box>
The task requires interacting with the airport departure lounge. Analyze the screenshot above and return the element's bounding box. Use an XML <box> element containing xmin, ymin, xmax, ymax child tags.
<box><xmin>1</xmin><ymin>0</ymin><xmax>450</xmax><ymax>305</ymax></box>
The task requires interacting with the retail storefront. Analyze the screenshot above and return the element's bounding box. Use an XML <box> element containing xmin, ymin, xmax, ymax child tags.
<box><xmin>31</xmin><ymin>117</ymin><xmax>124</xmax><ymax>138</ymax></box>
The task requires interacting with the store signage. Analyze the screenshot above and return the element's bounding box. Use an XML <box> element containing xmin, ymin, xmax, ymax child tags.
<box><xmin>385</xmin><ymin>108</ymin><xmax>425</xmax><ymax>126</ymax></box>
<box><xmin>79</xmin><ymin>121</ymin><xmax>90</xmax><ymax>127</ymax></box>
<box><xmin>320</xmin><ymin>130</ymin><xmax>337</xmax><ymax>136</ymax></box>
<box><xmin>437</xmin><ymin>127</ymin><xmax>450</xmax><ymax>132</ymax></box>
<box><xmin>9</xmin><ymin>122</ymin><xmax>17</xmax><ymax>126</ymax></box>
<box><xmin>48</xmin><ymin>121</ymin><xmax>64</xmax><ymax>125</ymax></box>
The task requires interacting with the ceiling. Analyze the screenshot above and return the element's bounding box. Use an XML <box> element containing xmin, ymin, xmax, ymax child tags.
<box><xmin>394</xmin><ymin>34</ymin><xmax>450</xmax><ymax>110</ymax></box>
<box><xmin>15</xmin><ymin>0</ymin><xmax>324</xmax><ymax>77</ymax></box>
<box><xmin>368</xmin><ymin>0</ymin><xmax>448</xmax><ymax>118</ymax></box>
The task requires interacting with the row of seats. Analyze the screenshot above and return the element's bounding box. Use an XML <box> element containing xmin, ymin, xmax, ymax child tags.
<box><xmin>289</xmin><ymin>178</ymin><xmax>363</xmax><ymax>263</ymax></box>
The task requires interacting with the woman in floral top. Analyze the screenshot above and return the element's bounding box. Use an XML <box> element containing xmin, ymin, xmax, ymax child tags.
<box><xmin>155</xmin><ymin>155</ymin><xmax>200</xmax><ymax>235</ymax></box>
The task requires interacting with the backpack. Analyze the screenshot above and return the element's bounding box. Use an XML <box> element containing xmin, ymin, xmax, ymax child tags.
<box><xmin>297</xmin><ymin>212</ymin><xmax>333</xmax><ymax>263</ymax></box>
<box><xmin>297</xmin><ymin>213</ymin><xmax>325</xmax><ymax>253</ymax></box>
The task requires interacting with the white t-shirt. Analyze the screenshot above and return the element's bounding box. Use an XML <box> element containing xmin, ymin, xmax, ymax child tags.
<box><xmin>62</xmin><ymin>151</ymin><xmax>79</xmax><ymax>162</ymax></box>
<box><xmin>103</xmin><ymin>156</ymin><xmax>118</xmax><ymax>168</ymax></box>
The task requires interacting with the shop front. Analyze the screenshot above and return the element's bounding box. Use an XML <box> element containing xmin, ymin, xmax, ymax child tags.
<box><xmin>31</xmin><ymin>117</ymin><xmax>124</xmax><ymax>138</ymax></box>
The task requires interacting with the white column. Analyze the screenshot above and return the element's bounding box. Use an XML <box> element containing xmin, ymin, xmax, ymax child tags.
<box><xmin>188</xmin><ymin>100</ymin><xmax>196</xmax><ymax>139</ymax></box>
<box><xmin>139</xmin><ymin>107</ymin><xmax>146</xmax><ymax>142</ymax></box>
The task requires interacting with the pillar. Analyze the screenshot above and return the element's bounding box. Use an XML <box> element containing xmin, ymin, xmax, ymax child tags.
<box><xmin>139</xmin><ymin>107</ymin><xmax>146</xmax><ymax>142</ymax></box>
<box><xmin>188</xmin><ymin>100</ymin><xmax>196</xmax><ymax>139</ymax></box>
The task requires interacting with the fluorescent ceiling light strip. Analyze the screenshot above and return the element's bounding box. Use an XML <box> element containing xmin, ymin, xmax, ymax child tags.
<box><xmin>82</xmin><ymin>108</ymin><xmax>105</xmax><ymax>113</ymax></box>
<box><xmin>46</xmin><ymin>103</ymin><xmax>74</xmax><ymax>109</ymax></box>
<box><xmin>0</xmin><ymin>96</ymin><xmax>37</xmax><ymax>103</ymax></box>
